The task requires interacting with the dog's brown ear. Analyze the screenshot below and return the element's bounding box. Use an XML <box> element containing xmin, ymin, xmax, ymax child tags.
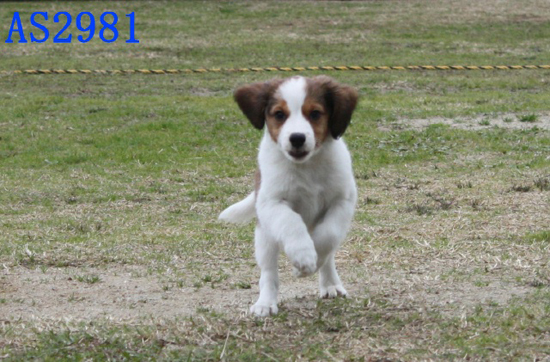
<box><xmin>234</xmin><ymin>80</ymin><xmax>282</xmax><ymax>130</ymax></box>
<box><xmin>314</xmin><ymin>76</ymin><xmax>359</xmax><ymax>139</ymax></box>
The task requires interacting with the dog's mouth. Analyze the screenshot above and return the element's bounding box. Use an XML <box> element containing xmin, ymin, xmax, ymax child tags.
<box><xmin>288</xmin><ymin>150</ymin><xmax>309</xmax><ymax>160</ymax></box>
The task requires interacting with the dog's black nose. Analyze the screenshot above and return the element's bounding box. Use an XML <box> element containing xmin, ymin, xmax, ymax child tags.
<box><xmin>289</xmin><ymin>133</ymin><xmax>306</xmax><ymax>148</ymax></box>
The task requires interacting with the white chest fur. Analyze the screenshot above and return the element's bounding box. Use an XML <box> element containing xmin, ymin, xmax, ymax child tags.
<box><xmin>257</xmin><ymin>132</ymin><xmax>356</xmax><ymax>229</ymax></box>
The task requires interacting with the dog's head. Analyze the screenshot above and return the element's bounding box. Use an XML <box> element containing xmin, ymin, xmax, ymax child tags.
<box><xmin>234</xmin><ymin>76</ymin><xmax>359</xmax><ymax>163</ymax></box>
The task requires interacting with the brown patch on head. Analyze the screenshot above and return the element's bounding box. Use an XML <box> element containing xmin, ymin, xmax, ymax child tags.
<box><xmin>302</xmin><ymin>98</ymin><xmax>330</xmax><ymax>147</ymax></box>
<box><xmin>306</xmin><ymin>76</ymin><xmax>359</xmax><ymax>139</ymax></box>
<box><xmin>265</xmin><ymin>98</ymin><xmax>289</xmax><ymax>143</ymax></box>
<box><xmin>233</xmin><ymin>79</ymin><xmax>284</xmax><ymax>130</ymax></box>
<box><xmin>234</xmin><ymin>76</ymin><xmax>358</xmax><ymax>145</ymax></box>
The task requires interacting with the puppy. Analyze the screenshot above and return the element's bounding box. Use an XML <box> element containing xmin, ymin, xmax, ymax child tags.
<box><xmin>219</xmin><ymin>76</ymin><xmax>359</xmax><ymax>316</ymax></box>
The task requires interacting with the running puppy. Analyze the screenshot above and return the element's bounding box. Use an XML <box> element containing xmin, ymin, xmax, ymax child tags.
<box><xmin>219</xmin><ymin>76</ymin><xmax>359</xmax><ymax>316</ymax></box>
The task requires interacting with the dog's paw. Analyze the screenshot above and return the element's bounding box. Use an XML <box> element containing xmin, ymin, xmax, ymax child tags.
<box><xmin>250</xmin><ymin>302</ymin><xmax>278</xmax><ymax>317</ymax></box>
<box><xmin>320</xmin><ymin>284</ymin><xmax>347</xmax><ymax>299</ymax></box>
<box><xmin>290</xmin><ymin>248</ymin><xmax>318</xmax><ymax>278</ymax></box>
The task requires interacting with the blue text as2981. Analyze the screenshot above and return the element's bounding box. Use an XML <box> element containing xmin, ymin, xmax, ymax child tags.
<box><xmin>5</xmin><ymin>11</ymin><xmax>140</xmax><ymax>44</ymax></box>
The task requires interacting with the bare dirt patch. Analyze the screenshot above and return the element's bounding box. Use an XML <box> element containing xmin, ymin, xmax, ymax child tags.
<box><xmin>1</xmin><ymin>258</ymin><xmax>535</xmax><ymax>324</ymax></box>
<box><xmin>381</xmin><ymin>112</ymin><xmax>550</xmax><ymax>131</ymax></box>
<box><xmin>1</xmin><ymin>260</ymin><xmax>354</xmax><ymax>323</ymax></box>
<box><xmin>1</xmin><ymin>265</ymin><xmax>252</xmax><ymax>323</ymax></box>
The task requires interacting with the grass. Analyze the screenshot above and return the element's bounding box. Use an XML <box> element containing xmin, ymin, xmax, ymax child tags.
<box><xmin>525</xmin><ymin>230</ymin><xmax>550</xmax><ymax>243</ymax></box>
<box><xmin>72</xmin><ymin>274</ymin><xmax>101</xmax><ymax>284</ymax></box>
<box><xmin>519</xmin><ymin>114</ymin><xmax>539</xmax><ymax>123</ymax></box>
<box><xmin>1</xmin><ymin>0</ymin><xmax>550</xmax><ymax>360</ymax></box>
<box><xmin>4</xmin><ymin>292</ymin><xmax>550</xmax><ymax>361</ymax></box>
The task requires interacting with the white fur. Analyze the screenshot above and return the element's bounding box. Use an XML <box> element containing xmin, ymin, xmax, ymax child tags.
<box><xmin>218</xmin><ymin>192</ymin><xmax>255</xmax><ymax>223</ymax></box>
<box><xmin>277</xmin><ymin>77</ymin><xmax>317</xmax><ymax>163</ymax></box>
<box><xmin>219</xmin><ymin>77</ymin><xmax>357</xmax><ymax>317</ymax></box>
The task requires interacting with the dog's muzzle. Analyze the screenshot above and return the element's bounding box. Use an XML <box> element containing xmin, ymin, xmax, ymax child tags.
<box><xmin>288</xmin><ymin>133</ymin><xmax>309</xmax><ymax>160</ymax></box>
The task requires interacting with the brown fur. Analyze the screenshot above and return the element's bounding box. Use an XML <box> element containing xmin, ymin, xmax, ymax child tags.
<box><xmin>254</xmin><ymin>169</ymin><xmax>262</xmax><ymax>227</ymax></box>
<box><xmin>306</xmin><ymin>76</ymin><xmax>359</xmax><ymax>139</ymax></box>
<box><xmin>301</xmin><ymin>98</ymin><xmax>330</xmax><ymax>148</ymax></box>
<box><xmin>234</xmin><ymin>76</ymin><xmax>358</xmax><ymax>146</ymax></box>
<box><xmin>254</xmin><ymin>169</ymin><xmax>261</xmax><ymax>195</ymax></box>
<box><xmin>233</xmin><ymin>79</ymin><xmax>284</xmax><ymax>130</ymax></box>
<box><xmin>264</xmin><ymin>99</ymin><xmax>288</xmax><ymax>143</ymax></box>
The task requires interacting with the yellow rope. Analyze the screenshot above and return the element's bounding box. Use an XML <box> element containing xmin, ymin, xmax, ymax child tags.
<box><xmin>1</xmin><ymin>65</ymin><xmax>550</xmax><ymax>75</ymax></box>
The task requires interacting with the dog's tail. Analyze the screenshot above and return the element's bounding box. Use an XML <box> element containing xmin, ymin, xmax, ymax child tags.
<box><xmin>218</xmin><ymin>192</ymin><xmax>256</xmax><ymax>224</ymax></box>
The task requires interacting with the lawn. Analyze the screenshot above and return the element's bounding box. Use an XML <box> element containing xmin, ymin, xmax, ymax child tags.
<box><xmin>1</xmin><ymin>1</ymin><xmax>550</xmax><ymax>360</ymax></box>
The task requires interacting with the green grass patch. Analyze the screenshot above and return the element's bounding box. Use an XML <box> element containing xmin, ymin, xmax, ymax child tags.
<box><xmin>524</xmin><ymin>230</ymin><xmax>550</xmax><ymax>243</ymax></box>
<box><xmin>519</xmin><ymin>114</ymin><xmax>538</xmax><ymax>123</ymax></box>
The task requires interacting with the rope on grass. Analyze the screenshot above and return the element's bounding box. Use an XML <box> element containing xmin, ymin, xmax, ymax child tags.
<box><xmin>2</xmin><ymin>64</ymin><xmax>550</xmax><ymax>75</ymax></box>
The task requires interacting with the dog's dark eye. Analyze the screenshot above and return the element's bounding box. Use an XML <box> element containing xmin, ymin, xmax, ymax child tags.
<box><xmin>274</xmin><ymin>110</ymin><xmax>286</xmax><ymax>121</ymax></box>
<box><xmin>309</xmin><ymin>110</ymin><xmax>322</xmax><ymax>121</ymax></box>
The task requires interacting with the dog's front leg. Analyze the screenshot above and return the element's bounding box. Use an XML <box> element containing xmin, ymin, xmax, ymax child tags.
<box><xmin>311</xmin><ymin>198</ymin><xmax>355</xmax><ymax>299</ymax></box>
<box><xmin>251</xmin><ymin>202</ymin><xmax>317</xmax><ymax>316</ymax></box>
<box><xmin>250</xmin><ymin>226</ymin><xmax>280</xmax><ymax>317</ymax></box>
<box><xmin>257</xmin><ymin>201</ymin><xmax>318</xmax><ymax>278</ymax></box>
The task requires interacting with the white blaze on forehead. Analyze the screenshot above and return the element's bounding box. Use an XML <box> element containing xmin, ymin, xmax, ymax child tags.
<box><xmin>275</xmin><ymin>76</ymin><xmax>317</xmax><ymax>164</ymax></box>
<box><xmin>278</xmin><ymin>76</ymin><xmax>307</xmax><ymax>112</ymax></box>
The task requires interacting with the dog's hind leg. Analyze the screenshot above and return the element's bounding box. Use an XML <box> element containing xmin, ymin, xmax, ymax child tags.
<box><xmin>250</xmin><ymin>226</ymin><xmax>280</xmax><ymax>317</ymax></box>
<box><xmin>311</xmin><ymin>198</ymin><xmax>355</xmax><ymax>299</ymax></box>
<box><xmin>318</xmin><ymin>253</ymin><xmax>347</xmax><ymax>298</ymax></box>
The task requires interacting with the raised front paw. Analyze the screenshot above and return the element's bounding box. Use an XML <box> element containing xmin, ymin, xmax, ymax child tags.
<box><xmin>250</xmin><ymin>302</ymin><xmax>278</xmax><ymax>317</ymax></box>
<box><xmin>320</xmin><ymin>284</ymin><xmax>347</xmax><ymax>299</ymax></box>
<box><xmin>290</xmin><ymin>248</ymin><xmax>318</xmax><ymax>278</ymax></box>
